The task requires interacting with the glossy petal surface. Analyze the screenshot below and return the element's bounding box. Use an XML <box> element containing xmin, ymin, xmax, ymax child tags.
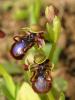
<box><xmin>32</xmin><ymin>76</ymin><xmax>52</xmax><ymax>93</ymax></box>
<box><xmin>11</xmin><ymin>41</ymin><xmax>25</xmax><ymax>60</ymax></box>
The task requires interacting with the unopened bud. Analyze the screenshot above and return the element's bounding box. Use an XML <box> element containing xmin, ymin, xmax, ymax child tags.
<box><xmin>45</xmin><ymin>5</ymin><xmax>58</xmax><ymax>23</ymax></box>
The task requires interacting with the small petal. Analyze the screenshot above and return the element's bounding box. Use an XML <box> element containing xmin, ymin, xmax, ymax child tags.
<box><xmin>45</xmin><ymin>6</ymin><xmax>55</xmax><ymax>23</ymax></box>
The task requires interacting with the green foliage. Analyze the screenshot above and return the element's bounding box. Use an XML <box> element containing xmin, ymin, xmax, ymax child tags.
<box><xmin>2</xmin><ymin>1</ymin><xmax>13</xmax><ymax>11</ymax></box>
<box><xmin>47</xmin><ymin>91</ymin><xmax>55</xmax><ymax>100</ymax></box>
<box><xmin>1</xmin><ymin>60</ymin><xmax>22</xmax><ymax>74</ymax></box>
<box><xmin>51</xmin><ymin>47</ymin><xmax>61</xmax><ymax>64</ymax></box>
<box><xmin>2</xmin><ymin>83</ymin><xmax>15</xmax><ymax>100</ymax></box>
<box><xmin>59</xmin><ymin>92</ymin><xmax>65</xmax><ymax>100</ymax></box>
<box><xmin>12</xmin><ymin>9</ymin><xmax>29</xmax><ymax>20</ymax></box>
<box><xmin>53</xmin><ymin>77</ymin><xmax>67</xmax><ymax>92</ymax></box>
<box><xmin>0</xmin><ymin>64</ymin><xmax>16</xmax><ymax>100</ymax></box>
<box><xmin>16</xmin><ymin>82</ymin><xmax>41</xmax><ymax>100</ymax></box>
<box><xmin>49</xmin><ymin>44</ymin><xmax>61</xmax><ymax>64</ymax></box>
<box><xmin>29</xmin><ymin>0</ymin><xmax>41</xmax><ymax>25</ymax></box>
<box><xmin>39</xmin><ymin>90</ymin><xmax>55</xmax><ymax>100</ymax></box>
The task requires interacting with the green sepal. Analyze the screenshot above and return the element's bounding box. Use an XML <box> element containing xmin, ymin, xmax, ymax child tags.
<box><xmin>46</xmin><ymin>16</ymin><xmax>61</xmax><ymax>43</ymax></box>
<box><xmin>46</xmin><ymin>23</ymin><xmax>54</xmax><ymax>43</ymax></box>
<box><xmin>53</xmin><ymin>16</ymin><xmax>61</xmax><ymax>43</ymax></box>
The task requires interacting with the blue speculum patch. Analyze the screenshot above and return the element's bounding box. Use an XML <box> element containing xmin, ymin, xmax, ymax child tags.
<box><xmin>32</xmin><ymin>75</ymin><xmax>51</xmax><ymax>93</ymax></box>
<box><xmin>35</xmin><ymin>76</ymin><xmax>47</xmax><ymax>91</ymax></box>
<box><xmin>13</xmin><ymin>41</ymin><xmax>25</xmax><ymax>56</ymax></box>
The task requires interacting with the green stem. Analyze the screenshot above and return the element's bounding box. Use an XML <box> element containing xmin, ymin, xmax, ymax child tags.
<box><xmin>29</xmin><ymin>5</ymin><xmax>37</xmax><ymax>25</ymax></box>
<box><xmin>49</xmin><ymin>43</ymin><xmax>56</xmax><ymax>62</ymax></box>
<box><xmin>47</xmin><ymin>91</ymin><xmax>55</xmax><ymax>100</ymax></box>
<box><xmin>29</xmin><ymin>0</ymin><xmax>41</xmax><ymax>25</ymax></box>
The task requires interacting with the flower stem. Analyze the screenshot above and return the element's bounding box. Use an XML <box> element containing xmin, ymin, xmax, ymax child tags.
<box><xmin>49</xmin><ymin>43</ymin><xmax>56</xmax><ymax>62</ymax></box>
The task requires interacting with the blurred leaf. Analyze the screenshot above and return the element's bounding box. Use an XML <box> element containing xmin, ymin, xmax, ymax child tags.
<box><xmin>1</xmin><ymin>82</ymin><xmax>20</xmax><ymax>100</ymax></box>
<box><xmin>29</xmin><ymin>5</ymin><xmax>36</xmax><ymax>24</ymax></box>
<box><xmin>48</xmin><ymin>43</ymin><xmax>56</xmax><ymax>62</ymax></box>
<box><xmin>59</xmin><ymin>92</ymin><xmax>65</xmax><ymax>100</ymax></box>
<box><xmin>2</xmin><ymin>83</ymin><xmax>15</xmax><ymax>100</ymax></box>
<box><xmin>16</xmin><ymin>82</ymin><xmax>41</xmax><ymax>100</ymax></box>
<box><xmin>48</xmin><ymin>43</ymin><xmax>61</xmax><ymax>65</ymax></box>
<box><xmin>2</xmin><ymin>1</ymin><xmax>13</xmax><ymax>11</ymax></box>
<box><xmin>0</xmin><ymin>64</ymin><xmax>16</xmax><ymax>99</ymax></box>
<box><xmin>47</xmin><ymin>90</ymin><xmax>55</xmax><ymax>100</ymax></box>
<box><xmin>29</xmin><ymin>0</ymin><xmax>41</xmax><ymax>25</ymax></box>
<box><xmin>53</xmin><ymin>77</ymin><xmax>67</xmax><ymax>92</ymax></box>
<box><xmin>34</xmin><ymin>0</ymin><xmax>41</xmax><ymax>21</ymax></box>
<box><xmin>0</xmin><ymin>79</ymin><xmax>4</xmax><ymax>98</ymax></box>
<box><xmin>12</xmin><ymin>9</ymin><xmax>29</xmax><ymax>20</ymax></box>
<box><xmin>51</xmin><ymin>87</ymin><xmax>59</xmax><ymax>99</ymax></box>
<box><xmin>40</xmin><ymin>90</ymin><xmax>55</xmax><ymax>100</ymax></box>
<box><xmin>53</xmin><ymin>16</ymin><xmax>61</xmax><ymax>43</ymax></box>
<box><xmin>1</xmin><ymin>61</ymin><xmax>22</xmax><ymax>74</ymax></box>
<box><xmin>39</xmin><ymin>94</ymin><xmax>49</xmax><ymax>100</ymax></box>
<box><xmin>15</xmin><ymin>84</ymin><xmax>20</xmax><ymax>99</ymax></box>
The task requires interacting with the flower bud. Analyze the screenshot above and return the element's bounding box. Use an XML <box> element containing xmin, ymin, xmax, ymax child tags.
<box><xmin>45</xmin><ymin>5</ymin><xmax>58</xmax><ymax>23</ymax></box>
